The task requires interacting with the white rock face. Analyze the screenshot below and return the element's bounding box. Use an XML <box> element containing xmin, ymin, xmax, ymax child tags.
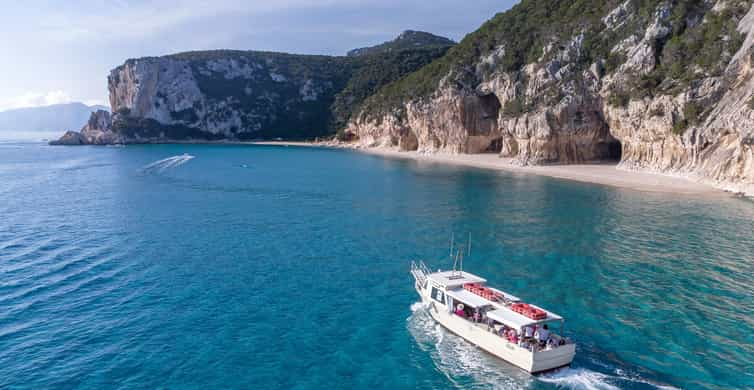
<box><xmin>347</xmin><ymin>2</ymin><xmax>754</xmax><ymax>195</ymax></box>
<box><xmin>106</xmin><ymin>54</ymin><xmax>343</xmax><ymax>140</ymax></box>
<box><xmin>349</xmin><ymin>29</ymin><xmax>617</xmax><ymax>164</ymax></box>
<box><xmin>109</xmin><ymin>58</ymin><xmax>204</xmax><ymax>126</ymax></box>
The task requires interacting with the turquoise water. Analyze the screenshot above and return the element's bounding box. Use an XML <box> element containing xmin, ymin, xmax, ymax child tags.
<box><xmin>0</xmin><ymin>141</ymin><xmax>752</xmax><ymax>389</ymax></box>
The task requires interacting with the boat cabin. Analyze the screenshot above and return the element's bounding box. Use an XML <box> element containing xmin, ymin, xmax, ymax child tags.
<box><xmin>425</xmin><ymin>270</ymin><xmax>568</xmax><ymax>352</ymax></box>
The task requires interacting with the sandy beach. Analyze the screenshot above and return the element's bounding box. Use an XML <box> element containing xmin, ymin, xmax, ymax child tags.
<box><xmin>253</xmin><ymin>141</ymin><xmax>723</xmax><ymax>196</ymax></box>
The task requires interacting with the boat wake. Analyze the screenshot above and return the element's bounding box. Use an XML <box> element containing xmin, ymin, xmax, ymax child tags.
<box><xmin>141</xmin><ymin>154</ymin><xmax>194</xmax><ymax>173</ymax></box>
<box><xmin>407</xmin><ymin>302</ymin><xmax>677</xmax><ymax>390</ymax></box>
<box><xmin>538</xmin><ymin>367</ymin><xmax>680</xmax><ymax>390</ymax></box>
<box><xmin>538</xmin><ymin>368</ymin><xmax>622</xmax><ymax>389</ymax></box>
<box><xmin>407</xmin><ymin>302</ymin><xmax>530</xmax><ymax>389</ymax></box>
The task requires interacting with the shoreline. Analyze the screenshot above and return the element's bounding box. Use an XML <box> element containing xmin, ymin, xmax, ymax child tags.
<box><xmin>252</xmin><ymin>141</ymin><xmax>725</xmax><ymax>196</ymax></box>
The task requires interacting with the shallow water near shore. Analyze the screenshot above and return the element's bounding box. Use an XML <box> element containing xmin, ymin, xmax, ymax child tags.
<box><xmin>1</xmin><ymin>142</ymin><xmax>752</xmax><ymax>389</ymax></box>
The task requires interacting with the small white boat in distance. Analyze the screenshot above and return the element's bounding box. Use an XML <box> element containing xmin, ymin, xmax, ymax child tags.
<box><xmin>410</xmin><ymin>260</ymin><xmax>576</xmax><ymax>374</ymax></box>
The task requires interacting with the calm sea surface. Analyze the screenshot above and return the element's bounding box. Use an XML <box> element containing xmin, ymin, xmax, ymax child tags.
<box><xmin>0</xmin><ymin>141</ymin><xmax>752</xmax><ymax>389</ymax></box>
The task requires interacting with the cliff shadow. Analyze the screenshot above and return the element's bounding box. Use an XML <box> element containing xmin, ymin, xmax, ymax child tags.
<box><xmin>463</xmin><ymin>93</ymin><xmax>503</xmax><ymax>153</ymax></box>
<box><xmin>483</xmin><ymin>137</ymin><xmax>504</xmax><ymax>153</ymax></box>
<box><xmin>399</xmin><ymin>129</ymin><xmax>419</xmax><ymax>151</ymax></box>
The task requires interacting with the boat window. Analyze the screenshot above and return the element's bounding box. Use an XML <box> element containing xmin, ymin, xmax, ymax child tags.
<box><xmin>430</xmin><ymin>287</ymin><xmax>445</xmax><ymax>303</ymax></box>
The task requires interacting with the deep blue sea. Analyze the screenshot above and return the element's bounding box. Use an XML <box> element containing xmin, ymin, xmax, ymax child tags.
<box><xmin>1</xmin><ymin>141</ymin><xmax>753</xmax><ymax>389</ymax></box>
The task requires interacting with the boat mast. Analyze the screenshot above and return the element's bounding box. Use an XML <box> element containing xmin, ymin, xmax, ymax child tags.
<box><xmin>466</xmin><ymin>232</ymin><xmax>471</xmax><ymax>272</ymax></box>
<box><xmin>467</xmin><ymin>233</ymin><xmax>471</xmax><ymax>257</ymax></box>
<box><xmin>450</xmin><ymin>233</ymin><xmax>472</xmax><ymax>277</ymax></box>
<box><xmin>449</xmin><ymin>233</ymin><xmax>454</xmax><ymax>263</ymax></box>
<box><xmin>451</xmin><ymin>233</ymin><xmax>462</xmax><ymax>277</ymax></box>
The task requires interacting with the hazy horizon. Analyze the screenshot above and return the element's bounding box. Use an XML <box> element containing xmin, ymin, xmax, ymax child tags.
<box><xmin>0</xmin><ymin>1</ymin><xmax>516</xmax><ymax>112</ymax></box>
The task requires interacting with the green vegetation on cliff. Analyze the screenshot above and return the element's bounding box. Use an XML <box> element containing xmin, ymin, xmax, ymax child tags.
<box><xmin>359</xmin><ymin>0</ymin><xmax>750</xmax><ymax>120</ymax></box>
<box><xmin>347</xmin><ymin>30</ymin><xmax>455</xmax><ymax>57</ymax></box>
<box><xmin>331</xmin><ymin>46</ymin><xmax>451</xmax><ymax>135</ymax></box>
<box><xmin>110</xmin><ymin>34</ymin><xmax>452</xmax><ymax>141</ymax></box>
<box><xmin>360</xmin><ymin>0</ymin><xmax>624</xmax><ymax>118</ymax></box>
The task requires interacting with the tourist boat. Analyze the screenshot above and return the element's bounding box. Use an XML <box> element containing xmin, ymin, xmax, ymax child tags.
<box><xmin>410</xmin><ymin>260</ymin><xmax>576</xmax><ymax>374</ymax></box>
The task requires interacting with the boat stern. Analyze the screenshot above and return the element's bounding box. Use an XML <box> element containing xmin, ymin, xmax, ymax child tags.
<box><xmin>530</xmin><ymin>343</ymin><xmax>576</xmax><ymax>374</ymax></box>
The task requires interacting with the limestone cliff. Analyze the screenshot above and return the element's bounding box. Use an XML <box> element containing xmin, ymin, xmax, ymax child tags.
<box><xmin>51</xmin><ymin>3</ymin><xmax>754</xmax><ymax>195</ymax></box>
<box><xmin>347</xmin><ymin>0</ymin><xmax>754</xmax><ymax>195</ymax></box>
<box><xmin>52</xmin><ymin>31</ymin><xmax>452</xmax><ymax>144</ymax></box>
<box><xmin>106</xmin><ymin>51</ymin><xmax>350</xmax><ymax>141</ymax></box>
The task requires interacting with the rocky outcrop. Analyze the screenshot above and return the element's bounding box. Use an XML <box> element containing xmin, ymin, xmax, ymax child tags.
<box><xmin>348</xmin><ymin>36</ymin><xmax>619</xmax><ymax>164</ymax></box>
<box><xmin>346</xmin><ymin>0</ymin><xmax>754</xmax><ymax>195</ymax></box>
<box><xmin>50</xmin><ymin>110</ymin><xmax>119</xmax><ymax>145</ymax></box>
<box><xmin>600</xmin><ymin>1</ymin><xmax>754</xmax><ymax>194</ymax></box>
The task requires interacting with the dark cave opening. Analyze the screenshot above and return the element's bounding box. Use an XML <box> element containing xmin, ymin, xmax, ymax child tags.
<box><xmin>399</xmin><ymin>130</ymin><xmax>419</xmax><ymax>151</ymax></box>
<box><xmin>484</xmin><ymin>137</ymin><xmax>504</xmax><ymax>153</ymax></box>
<box><xmin>479</xmin><ymin>93</ymin><xmax>501</xmax><ymax>120</ymax></box>
<box><xmin>600</xmin><ymin>139</ymin><xmax>623</xmax><ymax>162</ymax></box>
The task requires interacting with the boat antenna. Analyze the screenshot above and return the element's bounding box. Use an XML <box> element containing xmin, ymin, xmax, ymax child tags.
<box><xmin>467</xmin><ymin>232</ymin><xmax>472</xmax><ymax>258</ymax></box>
<box><xmin>452</xmin><ymin>247</ymin><xmax>463</xmax><ymax>275</ymax></box>
<box><xmin>459</xmin><ymin>247</ymin><xmax>464</xmax><ymax>273</ymax></box>
<box><xmin>449</xmin><ymin>233</ymin><xmax>455</xmax><ymax>261</ymax></box>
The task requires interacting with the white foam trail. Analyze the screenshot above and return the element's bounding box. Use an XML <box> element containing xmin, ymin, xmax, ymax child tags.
<box><xmin>539</xmin><ymin>367</ymin><xmax>681</xmax><ymax>390</ymax></box>
<box><xmin>142</xmin><ymin>154</ymin><xmax>194</xmax><ymax>173</ymax></box>
<box><xmin>538</xmin><ymin>368</ymin><xmax>620</xmax><ymax>390</ymax></box>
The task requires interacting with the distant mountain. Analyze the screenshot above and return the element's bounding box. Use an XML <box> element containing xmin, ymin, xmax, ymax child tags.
<box><xmin>347</xmin><ymin>30</ymin><xmax>455</xmax><ymax>57</ymax></box>
<box><xmin>0</xmin><ymin>103</ymin><xmax>109</xmax><ymax>132</ymax></box>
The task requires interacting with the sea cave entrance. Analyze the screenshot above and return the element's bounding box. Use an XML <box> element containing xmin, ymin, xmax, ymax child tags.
<box><xmin>399</xmin><ymin>130</ymin><xmax>419</xmax><ymax>151</ymax></box>
<box><xmin>483</xmin><ymin>136</ymin><xmax>504</xmax><ymax>153</ymax></box>
<box><xmin>463</xmin><ymin>93</ymin><xmax>501</xmax><ymax>137</ymax></box>
<box><xmin>598</xmin><ymin>138</ymin><xmax>622</xmax><ymax>162</ymax></box>
<box><xmin>608</xmin><ymin>141</ymin><xmax>622</xmax><ymax>161</ymax></box>
<box><xmin>479</xmin><ymin>93</ymin><xmax>501</xmax><ymax>121</ymax></box>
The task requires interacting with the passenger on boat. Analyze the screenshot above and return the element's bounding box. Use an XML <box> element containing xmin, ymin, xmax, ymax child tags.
<box><xmin>523</xmin><ymin>325</ymin><xmax>534</xmax><ymax>339</ymax></box>
<box><xmin>455</xmin><ymin>304</ymin><xmax>466</xmax><ymax>318</ymax></box>
<box><xmin>473</xmin><ymin>308</ymin><xmax>481</xmax><ymax>323</ymax></box>
<box><xmin>535</xmin><ymin>324</ymin><xmax>550</xmax><ymax>344</ymax></box>
<box><xmin>507</xmin><ymin>329</ymin><xmax>518</xmax><ymax>344</ymax></box>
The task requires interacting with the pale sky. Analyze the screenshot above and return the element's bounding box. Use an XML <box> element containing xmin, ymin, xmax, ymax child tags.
<box><xmin>0</xmin><ymin>1</ymin><xmax>516</xmax><ymax>112</ymax></box>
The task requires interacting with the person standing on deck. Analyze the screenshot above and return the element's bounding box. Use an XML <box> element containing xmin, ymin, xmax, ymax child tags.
<box><xmin>523</xmin><ymin>325</ymin><xmax>534</xmax><ymax>339</ymax></box>
<box><xmin>535</xmin><ymin>324</ymin><xmax>550</xmax><ymax>344</ymax></box>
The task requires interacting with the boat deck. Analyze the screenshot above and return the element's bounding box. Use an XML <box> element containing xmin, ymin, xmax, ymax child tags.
<box><xmin>464</xmin><ymin>317</ymin><xmax>566</xmax><ymax>352</ymax></box>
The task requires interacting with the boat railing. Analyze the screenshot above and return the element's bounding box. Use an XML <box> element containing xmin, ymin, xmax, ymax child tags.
<box><xmin>410</xmin><ymin>260</ymin><xmax>430</xmax><ymax>287</ymax></box>
<box><xmin>457</xmin><ymin>311</ymin><xmax>572</xmax><ymax>352</ymax></box>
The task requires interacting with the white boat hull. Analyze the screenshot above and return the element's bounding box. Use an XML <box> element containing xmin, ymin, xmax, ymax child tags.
<box><xmin>416</xmin><ymin>283</ymin><xmax>575</xmax><ymax>374</ymax></box>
